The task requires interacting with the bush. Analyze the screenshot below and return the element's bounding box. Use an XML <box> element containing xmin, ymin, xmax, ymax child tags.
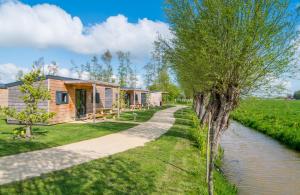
<box><xmin>12</xmin><ymin>127</ymin><xmax>26</xmax><ymax>139</ymax></box>
<box><xmin>190</xmin><ymin>115</ymin><xmax>207</xmax><ymax>154</ymax></box>
<box><xmin>293</xmin><ymin>90</ymin><xmax>300</xmax><ymax>100</ymax></box>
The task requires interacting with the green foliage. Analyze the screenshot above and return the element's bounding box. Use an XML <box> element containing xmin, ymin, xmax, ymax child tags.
<box><xmin>2</xmin><ymin>66</ymin><xmax>55</xmax><ymax>137</ymax></box>
<box><xmin>190</xmin><ymin>114</ymin><xmax>207</xmax><ymax>154</ymax></box>
<box><xmin>145</xmin><ymin>37</ymin><xmax>181</xmax><ymax>101</ymax></box>
<box><xmin>231</xmin><ymin>99</ymin><xmax>300</xmax><ymax>150</ymax></box>
<box><xmin>293</xmin><ymin>90</ymin><xmax>300</xmax><ymax>100</ymax></box>
<box><xmin>149</xmin><ymin>68</ymin><xmax>181</xmax><ymax>102</ymax></box>
<box><xmin>12</xmin><ymin>127</ymin><xmax>26</xmax><ymax>139</ymax></box>
<box><xmin>165</xmin><ymin>0</ymin><xmax>297</xmax><ymax>98</ymax></box>
<box><xmin>119</xmin><ymin>90</ymin><xmax>128</xmax><ymax>109</ymax></box>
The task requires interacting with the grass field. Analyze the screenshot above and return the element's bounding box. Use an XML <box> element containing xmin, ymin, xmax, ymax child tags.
<box><xmin>231</xmin><ymin>98</ymin><xmax>300</xmax><ymax>150</ymax></box>
<box><xmin>0</xmin><ymin>108</ymin><xmax>236</xmax><ymax>195</ymax></box>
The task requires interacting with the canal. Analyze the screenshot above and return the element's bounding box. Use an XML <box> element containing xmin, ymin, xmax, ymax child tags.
<box><xmin>221</xmin><ymin>121</ymin><xmax>300</xmax><ymax>195</ymax></box>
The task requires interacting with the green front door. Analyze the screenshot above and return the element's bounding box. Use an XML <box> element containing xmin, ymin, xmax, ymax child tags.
<box><xmin>75</xmin><ymin>89</ymin><xmax>87</xmax><ymax>118</ymax></box>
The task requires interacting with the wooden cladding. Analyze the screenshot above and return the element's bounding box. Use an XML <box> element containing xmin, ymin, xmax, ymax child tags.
<box><xmin>0</xmin><ymin>89</ymin><xmax>8</xmax><ymax>107</ymax></box>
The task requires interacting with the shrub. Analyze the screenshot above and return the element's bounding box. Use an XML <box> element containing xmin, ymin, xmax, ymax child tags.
<box><xmin>293</xmin><ymin>90</ymin><xmax>300</xmax><ymax>100</ymax></box>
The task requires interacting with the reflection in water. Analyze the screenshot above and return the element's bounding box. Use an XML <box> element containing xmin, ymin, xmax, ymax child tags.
<box><xmin>221</xmin><ymin>121</ymin><xmax>300</xmax><ymax>195</ymax></box>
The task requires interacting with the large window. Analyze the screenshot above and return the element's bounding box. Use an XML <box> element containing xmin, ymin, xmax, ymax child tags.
<box><xmin>56</xmin><ymin>91</ymin><xmax>69</xmax><ymax>105</ymax></box>
<box><xmin>91</xmin><ymin>92</ymin><xmax>100</xmax><ymax>104</ymax></box>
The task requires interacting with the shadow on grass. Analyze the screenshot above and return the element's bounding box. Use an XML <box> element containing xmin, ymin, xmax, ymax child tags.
<box><xmin>0</xmin><ymin>139</ymin><xmax>53</xmax><ymax>157</ymax></box>
<box><xmin>1</xmin><ymin>155</ymin><xmax>157</xmax><ymax>195</ymax></box>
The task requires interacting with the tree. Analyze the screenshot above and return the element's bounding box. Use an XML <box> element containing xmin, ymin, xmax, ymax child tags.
<box><xmin>164</xmin><ymin>0</ymin><xmax>297</xmax><ymax>194</ymax></box>
<box><xmin>117</xmin><ymin>51</ymin><xmax>133</xmax><ymax>87</ymax></box>
<box><xmin>86</xmin><ymin>56</ymin><xmax>104</xmax><ymax>81</ymax></box>
<box><xmin>71</xmin><ymin>60</ymin><xmax>85</xmax><ymax>79</ymax></box>
<box><xmin>33</xmin><ymin>57</ymin><xmax>45</xmax><ymax>74</ymax></box>
<box><xmin>149</xmin><ymin>68</ymin><xmax>181</xmax><ymax>102</ymax></box>
<box><xmin>144</xmin><ymin>38</ymin><xmax>168</xmax><ymax>87</ymax></box>
<box><xmin>16</xmin><ymin>70</ymin><xmax>24</xmax><ymax>81</ymax></box>
<box><xmin>294</xmin><ymin>91</ymin><xmax>300</xmax><ymax>100</ymax></box>
<box><xmin>129</xmin><ymin>65</ymin><xmax>138</xmax><ymax>88</ymax></box>
<box><xmin>48</xmin><ymin>61</ymin><xmax>59</xmax><ymax>76</ymax></box>
<box><xmin>101</xmin><ymin>50</ymin><xmax>114</xmax><ymax>82</ymax></box>
<box><xmin>2</xmin><ymin>66</ymin><xmax>55</xmax><ymax>138</ymax></box>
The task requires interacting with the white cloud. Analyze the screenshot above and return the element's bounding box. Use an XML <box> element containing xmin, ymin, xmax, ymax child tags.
<box><xmin>0</xmin><ymin>1</ymin><xmax>171</xmax><ymax>57</ymax></box>
<box><xmin>0</xmin><ymin>63</ymin><xmax>89</xmax><ymax>83</ymax></box>
<box><xmin>136</xmin><ymin>75</ymin><xmax>144</xmax><ymax>88</ymax></box>
<box><xmin>0</xmin><ymin>63</ymin><xmax>28</xmax><ymax>83</ymax></box>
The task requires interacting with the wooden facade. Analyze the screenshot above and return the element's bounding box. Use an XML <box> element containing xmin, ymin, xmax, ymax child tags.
<box><xmin>0</xmin><ymin>88</ymin><xmax>8</xmax><ymax>107</ymax></box>
<box><xmin>121</xmin><ymin>88</ymin><xmax>149</xmax><ymax>107</ymax></box>
<box><xmin>149</xmin><ymin>91</ymin><xmax>163</xmax><ymax>106</ymax></box>
<box><xmin>5</xmin><ymin>76</ymin><xmax>119</xmax><ymax>124</ymax></box>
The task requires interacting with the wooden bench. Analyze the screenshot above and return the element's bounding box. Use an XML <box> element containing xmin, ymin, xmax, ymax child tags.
<box><xmin>87</xmin><ymin>108</ymin><xmax>118</xmax><ymax>120</ymax></box>
<box><xmin>130</xmin><ymin>104</ymin><xmax>142</xmax><ymax>110</ymax></box>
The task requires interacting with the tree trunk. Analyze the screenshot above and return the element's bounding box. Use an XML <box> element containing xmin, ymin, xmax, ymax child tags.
<box><xmin>208</xmin><ymin>133</ymin><xmax>215</xmax><ymax>195</ymax></box>
<box><xmin>194</xmin><ymin>92</ymin><xmax>210</xmax><ymax>125</ymax></box>
<box><xmin>206</xmin><ymin>112</ymin><xmax>212</xmax><ymax>182</ymax></box>
<box><xmin>206</xmin><ymin>85</ymin><xmax>240</xmax><ymax>194</ymax></box>
<box><xmin>25</xmin><ymin>125</ymin><xmax>32</xmax><ymax>138</ymax></box>
<box><xmin>206</xmin><ymin>87</ymin><xmax>238</xmax><ymax>194</ymax></box>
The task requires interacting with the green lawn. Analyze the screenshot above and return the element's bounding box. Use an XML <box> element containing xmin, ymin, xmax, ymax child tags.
<box><xmin>0</xmin><ymin>120</ymin><xmax>136</xmax><ymax>157</ymax></box>
<box><xmin>0</xmin><ymin>108</ymin><xmax>236</xmax><ymax>195</ymax></box>
<box><xmin>231</xmin><ymin>98</ymin><xmax>300</xmax><ymax>150</ymax></box>
<box><xmin>118</xmin><ymin>106</ymin><xmax>171</xmax><ymax>122</ymax></box>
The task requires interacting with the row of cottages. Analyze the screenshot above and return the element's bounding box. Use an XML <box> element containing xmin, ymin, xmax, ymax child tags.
<box><xmin>0</xmin><ymin>75</ymin><xmax>163</xmax><ymax>124</ymax></box>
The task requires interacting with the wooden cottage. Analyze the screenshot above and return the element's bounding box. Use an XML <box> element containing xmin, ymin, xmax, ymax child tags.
<box><xmin>121</xmin><ymin>87</ymin><xmax>149</xmax><ymax>108</ymax></box>
<box><xmin>5</xmin><ymin>75</ymin><xmax>120</xmax><ymax>124</ymax></box>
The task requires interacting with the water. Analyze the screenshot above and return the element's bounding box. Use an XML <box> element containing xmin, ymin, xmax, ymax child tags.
<box><xmin>221</xmin><ymin>121</ymin><xmax>300</xmax><ymax>195</ymax></box>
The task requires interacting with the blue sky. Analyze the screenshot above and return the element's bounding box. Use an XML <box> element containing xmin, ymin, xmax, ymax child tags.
<box><xmin>0</xmin><ymin>0</ymin><xmax>168</xmax><ymax>86</ymax></box>
<box><xmin>0</xmin><ymin>0</ymin><xmax>299</xmax><ymax>93</ymax></box>
<box><xmin>22</xmin><ymin>0</ymin><xmax>166</xmax><ymax>24</ymax></box>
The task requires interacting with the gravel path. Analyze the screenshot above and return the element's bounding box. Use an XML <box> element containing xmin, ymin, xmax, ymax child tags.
<box><xmin>0</xmin><ymin>106</ymin><xmax>184</xmax><ymax>185</ymax></box>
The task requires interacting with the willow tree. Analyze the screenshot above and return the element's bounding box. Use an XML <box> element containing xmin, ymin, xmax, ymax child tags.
<box><xmin>164</xmin><ymin>0</ymin><xmax>297</xmax><ymax>194</ymax></box>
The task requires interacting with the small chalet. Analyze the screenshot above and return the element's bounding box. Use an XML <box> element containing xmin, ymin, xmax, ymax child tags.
<box><xmin>121</xmin><ymin>87</ymin><xmax>149</xmax><ymax>109</ymax></box>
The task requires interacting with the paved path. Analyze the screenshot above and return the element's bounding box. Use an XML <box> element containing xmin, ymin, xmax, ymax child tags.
<box><xmin>0</xmin><ymin>106</ymin><xmax>184</xmax><ymax>185</ymax></box>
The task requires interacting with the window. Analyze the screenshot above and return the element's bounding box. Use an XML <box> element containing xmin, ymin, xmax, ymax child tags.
<box><xmin>91</xmin><ymin>92</ymin><xmax>100</xmax><ymax>104</ymax></box>
<box><xmin>56</xmin><ymin>91</ymin><xmax>69</xmax><ymax>105</ymax></box>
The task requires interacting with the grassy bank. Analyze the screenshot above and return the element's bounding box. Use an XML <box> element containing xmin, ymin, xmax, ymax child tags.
<box><xmin>231</xmin><ymin>98</ymin><xmax>300</xmax><ymax>150</ymax></box>
<box><xmin>0</xmin><ymin>108</ymin><xmax>236</xmax><ymax>194</ymax></box>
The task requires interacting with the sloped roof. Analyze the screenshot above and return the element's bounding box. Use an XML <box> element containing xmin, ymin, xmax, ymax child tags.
<box><xmin>3</xmin><ymin>75</ymin><xmax>118</xmax><ymax>88</ymax></box>
<box><xmin>64</xmin><ymin>80</ymin><xmax>119</xmax><ymax>87</ymax></box>
<box><xmin>0</xmin><ymin>84</ymin><xmax>7</xmax><ymax>89</ymax></box>
<box><xmin>121</xmin><ymin>87</ymin><xmax>149</xmax><ymax>92</ymax></box>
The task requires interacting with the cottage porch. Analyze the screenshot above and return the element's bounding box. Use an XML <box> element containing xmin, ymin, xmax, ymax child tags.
<box><xmin>63</xmin><ymin>80</ymin><xmax>120</xmax><ymax>122</ymax></box>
